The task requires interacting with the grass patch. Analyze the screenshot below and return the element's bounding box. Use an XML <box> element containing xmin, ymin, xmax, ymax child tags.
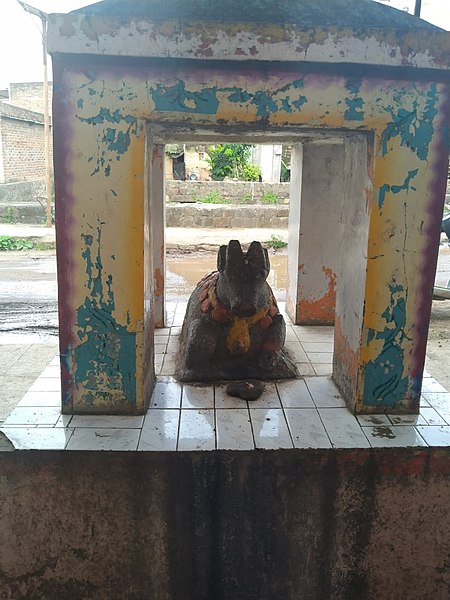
<box><xmin>264</xmin><ymin>234</ymin><xmax>287</xmax><ymax>249</ymax></box>
<box><xmin>0</xmin><ymin>236</ymin><xmax>55</xmax><ymax>251</ymax></box>
<box><xmin>240</xmin><ymin>192</ymin><xmax>253</xmax><ymax>204</ymax></box>
<box><xmin>192</xmin><ymin>191</ymin><xmax>230</xmax><ymax>204</ymax></box>
<box><xmin>260</xmin><ymin>191</ymin><xmax>279</xmax><ymax>204</ymax></box>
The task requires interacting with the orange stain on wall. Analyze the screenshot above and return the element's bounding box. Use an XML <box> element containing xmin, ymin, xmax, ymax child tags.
<box><xmin>297</xmin><ymin>266</ymin><xmax>336</xmax><ymax>324</ymax></box>
<box><xmin>333</xmin><ymin>314</ymin><xmax>358</xmax><ymax>403</ymax></box>
<box><xmin>154</xmin><ymin>268</ymin><xmax>164</xmax><ymax>297</ymax></box>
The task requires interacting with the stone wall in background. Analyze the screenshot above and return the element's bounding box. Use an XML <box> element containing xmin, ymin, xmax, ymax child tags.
<box><xmin>0</xmin><ymin>179</ymin><xmax>48</xmax><ymax>223</ymax></box>
<box><xmin>166</xmin><ymin>180</ymin><xmax>290</xmax><ymax>205</ymax></box>
<box><xmin>166</xmin><ymin>203</ymin><xmax>289</xmax><ymax>228</ymax></box>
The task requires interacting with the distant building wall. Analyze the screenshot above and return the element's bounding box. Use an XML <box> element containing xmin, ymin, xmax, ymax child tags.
<box><xmin>9</xmin><ymin>82</ymin><xmax>53</xmax><ymax>115</ymax></box>
<box><xmin>0</xmin><ymin>103</ymin><xmax>52</xmax><ymax>183</ymax></box>
<box><xmin>165</xmin><ymin>145</ymin><xmax>211</xmax><ymax>181</ymax></box>
<box><xmin>252</xmin><ymin>144</ymin><xmax>282</xmax><ymax>182</ymax></box>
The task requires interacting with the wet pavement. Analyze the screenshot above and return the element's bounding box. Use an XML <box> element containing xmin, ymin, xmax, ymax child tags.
<box><xmin>0</xmin><ymin>253</ymin><xmax>58</xmax><ymax>343</ymax></box>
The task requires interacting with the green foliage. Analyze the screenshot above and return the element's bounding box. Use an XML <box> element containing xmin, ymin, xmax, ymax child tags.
<box><xmin>192</xmin><ymin>190</ymin><xmax>230</xmax><ymax>204</ymax></box>
<box><xmin>280</xmin><ymin>161</ymin><xmax>291</xmax><ymax>182</ymax></box>
<box><xmin>241</xmin><ymin>162</ymin><xmax>261</xmax><ymax>182</ymax></box>
<box><xmin>261</xmin><ymin>191</ymin><xmax>279</xmax><ymax>204</ymax></box>
<box><xmin>240</xmin><ymin>192</ymin><xmax>253</xmax><ymax>204</ymax></box>
<box><xmin>265</xmin><ymin>234</ymin><xmax>287</xmax><ymax>249</ymax></box>
<box><xmin>0</xmin><ymin>236</ymin><xmax>34</xmax><ymax>251</ymax></box>
<box><xmin>0</xmin><ymin>236</ymin><xmax>55</xmax><ymax>251</ymax></box>
<box><xmin>4</xmin><ymin>207</ymin><xmax>15</xmax><ymax>224</ymax></box>
<box><xmin>207</xmin><ymin>144</ymin><xmax>254</xmax><ymax>181</ymax></box>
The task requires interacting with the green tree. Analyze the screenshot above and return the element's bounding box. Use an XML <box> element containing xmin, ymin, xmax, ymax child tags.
<box><xmin>207</xmin><ymin>144</ymin><xmax>260</xmax><ymax>181</ymax></box>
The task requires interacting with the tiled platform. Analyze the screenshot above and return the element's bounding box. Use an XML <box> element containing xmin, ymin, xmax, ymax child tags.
<box><xmin>2</xmin><ymin>302</ymin><xmax>450</xmax><ymax>450</ymax></box>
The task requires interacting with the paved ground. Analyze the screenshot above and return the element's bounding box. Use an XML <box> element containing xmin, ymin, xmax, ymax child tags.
<box><xmin>0</xmin><ymin>344</ymin><xmax>59</xmax><ymax>423</ymax></box>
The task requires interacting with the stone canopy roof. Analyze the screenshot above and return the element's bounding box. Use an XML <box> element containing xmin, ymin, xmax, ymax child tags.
<box><xmin>73</xmin><ymin>0</ymin><xmax>441</xmax><ymax>31</ymax></box>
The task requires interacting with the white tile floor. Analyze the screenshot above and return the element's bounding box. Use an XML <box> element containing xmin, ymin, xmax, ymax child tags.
<box><xmin>2</xmin><ymin>301</ymin><xmax>450</xmax><ymax>451</ymax></box>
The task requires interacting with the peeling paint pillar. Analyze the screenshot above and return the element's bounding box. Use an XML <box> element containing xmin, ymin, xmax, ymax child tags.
<box><xmin>53</xmin><ymin>59</ymin><xmax>153</xmax><ymax>415</ymax></box>
<box><xmin>286</xmin><ymin>141</ymin><xmax>344</xmax><ymax>325</ymax></box>
<box><xmin>146</xmin><ymin>135</ymin><xmax>166</xmax><ymax>328</ymax></box>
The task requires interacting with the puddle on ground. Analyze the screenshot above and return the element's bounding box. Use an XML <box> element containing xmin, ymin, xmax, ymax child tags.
<box><xmin>166</xmin><ymin>253</ymin><xmax>288</xmax><ymax>302</ymax></box>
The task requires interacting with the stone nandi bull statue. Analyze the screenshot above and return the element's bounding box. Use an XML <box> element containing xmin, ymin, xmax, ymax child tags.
<box><xmin>176</xmin><ymin>240</ymin><xmax>298</xmax><ymax>382</ymax></box>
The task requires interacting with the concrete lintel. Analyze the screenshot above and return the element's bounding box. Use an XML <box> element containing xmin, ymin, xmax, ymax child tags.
<box><xmin>149</xmin><ymin>124</ymin><xmax>352</xmax><ymax>145</ymax></box>
<box><xmin>48</xmin><ymin>15</ymin><xmax>450</xmax><ymax>73</ymax></box>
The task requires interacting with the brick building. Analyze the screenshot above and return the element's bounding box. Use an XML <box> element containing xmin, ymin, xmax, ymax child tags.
<box><xmin>0</xmin><ymin>102</ymin><xmax>52</xmax><ymax>184</ymax></box>
<box><xmin>0</xmin><ymin>82</ymin><xmax>52</xmax><ymax>184</ymax></box>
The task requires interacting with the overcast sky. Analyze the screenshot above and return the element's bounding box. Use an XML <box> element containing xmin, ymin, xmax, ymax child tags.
<box><xmin>0</xmin><ymin>0</ymin><xmax>449</xmax><ymax>90</ymax></box>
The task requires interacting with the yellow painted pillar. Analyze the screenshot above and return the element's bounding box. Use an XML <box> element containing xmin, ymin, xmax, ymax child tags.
<box><xmin>53</xmin><ymin>63</ymin><xmax>153</xmax><ymax>414</ymax></box>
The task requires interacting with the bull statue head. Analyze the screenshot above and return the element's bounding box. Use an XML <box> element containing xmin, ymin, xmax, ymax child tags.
<box><xmin>216</xmin><ymin>240</ymin><xmax>270</xmax><ymax>318</ymax></box>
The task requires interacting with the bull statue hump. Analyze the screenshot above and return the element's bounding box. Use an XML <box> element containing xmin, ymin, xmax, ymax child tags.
<box><xmin>175</xmin><ymin>240</ymin><xmax>299</xmax><ymax>382</ymax></box>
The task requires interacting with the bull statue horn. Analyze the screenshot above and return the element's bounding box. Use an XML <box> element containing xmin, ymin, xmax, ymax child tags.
<box><xmin>246</xmin><ymin>240</ymin><xmax>270</xmax><ymax>274</ymax></box>
<box><xmin>218</xmin><ymin>240</ymin><xmax>243</xmax><ymax>272</ymax></box>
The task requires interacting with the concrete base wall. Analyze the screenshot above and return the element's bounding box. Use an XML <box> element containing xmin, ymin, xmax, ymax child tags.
<box><xmin>1</xmin><ymin>449</ymin><xmax>449</xmax><ymax>600</ymax></box>
<box><xmin>0</xmin><ymin>179</ymin><xmax>49</xmax><ymax>224</ymax></box>
<box><xmin>0</xmin><ymin>179</ymin><xmax>46</xmax><ymax>204</ymax></box>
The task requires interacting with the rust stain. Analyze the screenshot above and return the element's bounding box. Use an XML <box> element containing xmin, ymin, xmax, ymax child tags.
<box><xmin>154</xmin><ymin>268</ymin><xmax>163</xmax><ymax>297</ymax></box>
<box><xmin>377</xmin><ymin>453</ymin><xmax>430</xmax><ymax>477</ymax></box>
<box><xmin>334</xmin><ymin>313</ymin><xmax>358</xmax><ymax>389</ymax></box>
<box><xmin>297</xmin><ymin>266</ymin><xmax>336</xmax><ymax>324</ymax></box>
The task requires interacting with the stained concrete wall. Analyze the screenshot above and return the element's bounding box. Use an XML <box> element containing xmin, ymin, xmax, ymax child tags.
<box><xmin>334</xmin><ymin>136</ymin><xmax>371</xmax><ymax>407</ymax></box>
<box><xmin>0</xmin><ymin>449</ymin><xmax>449</xmax><ymax>599</ymax></box>
<box><xmin>293</xmin><ymin>141</ymin><xmax>345</xmax><ymax>325</ymax></box>
<box><xmin>286</xmin><ymin>144</ymin><xmax>303</xmax><ymax>321</ymax></box>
